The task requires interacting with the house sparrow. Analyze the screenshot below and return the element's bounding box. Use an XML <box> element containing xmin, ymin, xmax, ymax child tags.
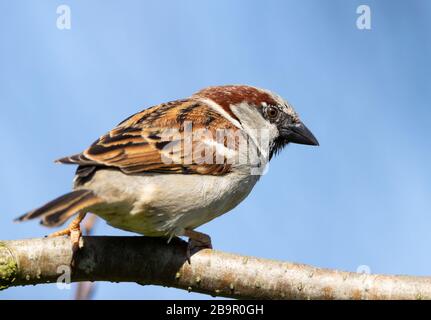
<box><xmin>15</xmin><ymin>85</ymin><xmax>318</xmax><ymax>253</ymax></box>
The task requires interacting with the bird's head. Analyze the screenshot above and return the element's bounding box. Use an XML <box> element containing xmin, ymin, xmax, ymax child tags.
<box><xmin>194</xmin><ymin>85</ymin><xmax>319</xmax><ymax>160</ymax></box>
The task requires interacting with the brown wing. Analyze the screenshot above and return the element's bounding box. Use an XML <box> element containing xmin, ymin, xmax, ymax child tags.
<box><xmin>56</xmin><ymin>99</ymin><xmax>242</xmax><ymax>176</ymax></box>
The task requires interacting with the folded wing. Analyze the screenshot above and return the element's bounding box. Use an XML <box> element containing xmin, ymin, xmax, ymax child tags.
<box><xmin>56</xmin><ymin>99</ymin><xmax>243</xmax><ymax>176</ymax></box>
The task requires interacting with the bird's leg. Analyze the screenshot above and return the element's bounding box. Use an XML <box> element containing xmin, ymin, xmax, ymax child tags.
<box><xmin>48</xmin><ymin>211</ymin><xmax>87</xmax><ymax>253</ymax></box>
<box><xmin>184</xmin><ymin>229</ymin><xmax>212</xmax><ymax>262</ymax></box>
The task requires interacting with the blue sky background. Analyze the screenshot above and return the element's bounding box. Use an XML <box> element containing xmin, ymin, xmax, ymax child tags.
<box><xmin>1</xmin><ymin>0</ymin><xmax>430</xmax><ymax>299</ymax></box>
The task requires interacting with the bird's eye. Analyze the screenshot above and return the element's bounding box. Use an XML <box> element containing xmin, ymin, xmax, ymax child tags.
<box><xmin>267</xmin><ymin>106</ymin><xmax>278</xmax><ymax>119</ymax></box>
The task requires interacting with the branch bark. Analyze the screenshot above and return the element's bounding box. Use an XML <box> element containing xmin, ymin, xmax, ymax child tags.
<box><xmin>1</xmin><ymin>236</ymin><xmax>430</xmax><ymax>299</ymax></box>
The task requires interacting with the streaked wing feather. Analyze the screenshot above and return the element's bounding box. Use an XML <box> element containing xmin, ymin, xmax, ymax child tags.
<box><xmin>56</xmin><ymin>99</ymin><xmax>240</xmax><ymax>176</ymax></box>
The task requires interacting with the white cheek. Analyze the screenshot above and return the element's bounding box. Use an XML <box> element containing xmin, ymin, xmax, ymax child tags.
<box><xmin>230</xmin><ymin>103</ymin><xmax>279</xmax><ymax>159</ymax></box>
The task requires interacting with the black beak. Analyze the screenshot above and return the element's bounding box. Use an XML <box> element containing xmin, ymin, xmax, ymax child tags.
<box><xmin>283</xmin><ymin>121</ymin><xmax>319</xmax><ymax>146</ymax></box>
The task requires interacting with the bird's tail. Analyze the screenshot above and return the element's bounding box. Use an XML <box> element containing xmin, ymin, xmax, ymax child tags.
<box><xmin>15</xmin><ymin>189</ymin><xmax>102</xmax><ymax>227</ymax></box>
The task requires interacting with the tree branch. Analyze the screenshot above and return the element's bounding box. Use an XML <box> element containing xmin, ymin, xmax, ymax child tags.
<box><xmin>1</xmin><ymin>236</ymin><xmax>430</xmax><ymax>299</ymax></box>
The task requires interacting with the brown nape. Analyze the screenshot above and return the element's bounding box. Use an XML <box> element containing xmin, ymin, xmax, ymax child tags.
<box><xmin>193</xmin><ymin>85</ymin><xmax>278</xmax><ymax>121</ymax></box>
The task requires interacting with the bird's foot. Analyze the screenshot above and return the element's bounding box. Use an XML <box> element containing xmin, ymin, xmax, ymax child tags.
<box><xmin>47</xmin><ymin>212</ymin><xmax>86</xmax><ymax>253</ymax></box>
<box><xmin>184</xmin><ymin>229</ymin><xmax>212</xmax><ymax>263</ymax></box>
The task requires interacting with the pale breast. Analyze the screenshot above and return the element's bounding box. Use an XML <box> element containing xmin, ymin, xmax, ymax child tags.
<box><xmin>78</xmin><ymin>168</ymin><xmax>260</xmax><ymax>237</ymax></box>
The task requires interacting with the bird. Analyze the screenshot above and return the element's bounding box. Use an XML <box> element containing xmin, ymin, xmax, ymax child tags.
<box><xmin>15</xmin><ymin>85</ymin><xmax>319</xmax><ymax>254</ymax></box>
